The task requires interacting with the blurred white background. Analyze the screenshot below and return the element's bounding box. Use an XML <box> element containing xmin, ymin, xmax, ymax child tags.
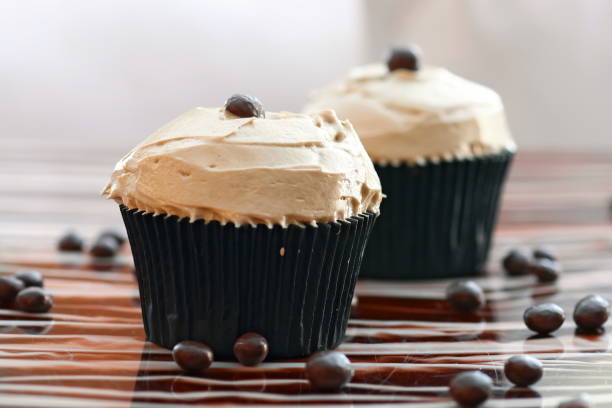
<box><xmin>2</xmin><ymin>0</ymin><xmax>612</xmax><ymax>154</ymax></box>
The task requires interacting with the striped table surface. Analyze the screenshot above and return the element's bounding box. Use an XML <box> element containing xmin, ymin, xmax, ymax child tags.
<box><xmin>0</xmin><ymin>145</ymin><xmax>611</xmax><ymax>407</ymax></box>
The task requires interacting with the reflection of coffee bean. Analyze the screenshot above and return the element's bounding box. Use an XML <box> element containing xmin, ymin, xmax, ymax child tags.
<box><xmin>558</xmin><ymin>394</ymin><xmax>591</xmax><ymax>408</ymax></box>
<box><xmin>19</xmin><ymin>321</ymin><xmax>53</xmax><ymax>335</ymax></box>
<box><xmin>523</xmin><ymin>334</ymin><xmax>565</xmax><ymax>360</ymax></box>
<box><xmin>504</xmin><ymin>386</ymin><xmax>542</xmax><ymax>400</ymax></box>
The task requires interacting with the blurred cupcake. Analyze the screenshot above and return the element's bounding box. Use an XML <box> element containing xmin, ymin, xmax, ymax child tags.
<box><xmin>305</xmin><ymin>47</ymin><xmax>515</xmax><ymax>279</ymax></box>
<box><xmin>103</xmin><ymin>95</ymin><xmax>381</xmax><ymax>358</ymax></box>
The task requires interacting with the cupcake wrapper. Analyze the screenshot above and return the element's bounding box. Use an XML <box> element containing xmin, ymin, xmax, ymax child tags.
<box><xmin>361</xmin><ymin>151</ymin><xmax>513</xmax><ymax>280</ymax></box>
<box><xmin>121</xmin><ymin>206</ymin><xmax>377</xmax><ymax>359</ymax></box>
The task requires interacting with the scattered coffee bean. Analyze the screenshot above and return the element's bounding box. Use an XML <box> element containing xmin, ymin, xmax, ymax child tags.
<box><xmin>14</xmin><ymin>270</ymin><xmax>44</xmax><ymax>288</ymax></box>
<box><xmin>504</xmin><ymin>355</ymin><xmax>543</xmax><ymax>387</ymax></box>
<box><xmin>449</xmin><ymin>371</ymin><xmax>492</xmax><ymax>407</ymax></box>
<box><xmin>90</xmin><ymin>236</ymin><xmax>119</xmax><ymax>258</ymax></box>
<box><xmin>573</xmin><ymin>295</ymin><xmax>610</xmax><ymax>331</ymax></box>
<box><xmin>446</xmin><ymin>280</ymin><xmax>485</xmax><ymax>313</ymax></box>
<box><xmin>97</xmin><ymin>230</ymin><xmax>126</xmax><ymax>248</ymax></box>
<box><xmin>502</xmin><ymin>248</ymin><xmax>531</xmax><ymax>276</ymax></box>
<box><xmin>527</xmin><ymin>258</ymin><xmax>560</xmax><ymax>283</ymax></box>
<box><xmin>305</xmin><ymin>351</ymin><xmax>354</xmax><ymax>391</ymax></box>
<box><xmin>523</xmin><ymin>303</ymin><xmax>565</xmax><ymax>335</ymax></box>
<box><xmin>172</xmin><ymin>340</ymin><xmax>214</xmax><ymax>374</ymax></box>
<box><xmin>558</xmin><ymin>394</ymin><xmax>591</xmax><ymax>408</ymax></box>
<box><xmin>533</xmin><ymin>245</ymin><xmax>556</xmax><ymax>261</ymax></box>
<box><xmin>224</xmin><ymin>94</ymin><xmax>264</xmax><ymax>118</ymax></box>
<box><xmin>15</xmin><ymin>287</ymin><xmax>53</xmax><ymax>313</ymax></box>
<box><xmin>386</xmin><ymin>45</ymin><xmax>421</xmax><ymax>72</ymax></box>
<box><xmin>57</xmin><ymin>230</ymin><xmax>84</xmax><ymax>252</ymax></box>
<box><xmin>0</xmin><ymin>276</ymin><xmax>25</xmax><ymax>306</ymax></box>
<box><xmin>233</xmin><ymin>332</ymin><xmax>269</xmax><ymax>366</ymax></box>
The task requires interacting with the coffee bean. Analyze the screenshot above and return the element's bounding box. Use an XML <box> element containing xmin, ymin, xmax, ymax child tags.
<box><xmin>305</xmin><ymin>351</ymin><xmax>354</xmax><ymax>391</ymax></box>
<box><xmin>14</xmin><ymin>270</ymin><xmax>44</xmax><ymax>288</ymax></box>
<box><xmin>0</xmin><ymin>276</ymin><xmax>25</xmax><ymax>305</ymax></box>
<box><xmin>57</xmin><ymin>231</ymin><xmax>84</xmax><ymax>252</ymax></box>
<box><xmin>90</xmin><ymin>236</ymin><xmax>119</xmax><ymax>258</ymax></box>
<box><xmin>502</xmin><ymin>248</ymin><xmax>531</xmax><ymax>276</ymax></box>
<box><xmin>224</xmin><ymin>94</ymin><xmax>264</xmax><ymax>118</ymax></box>
<box><xmin>172</xmin><ymin>340</ymin><xmax>214</xmax><ymax>374</ymax></box>
<box><xmin>523</xmin><ymin>303</ymin><xmax>565</xmax><ymax>335</ymax></box>
<box><xmin>573</xmin><ymin>295</ymin><xmax>609</xmax><ymax>331</ymax></box>
<box><xmin>233</xmin><ymin>332</ymin><xmax>269</xmax><ymax>366</ymax></box>
<box><xmin>15</xmin><ymin>287</ymin><xmax>53</xmax><ymax>313</ymax></box>
<box><xmin>98</xmin><ymin>230</ymin><xmax>126</xmax><ymax>248</ymax></box>
<box><xmin>558</xmin><ymin>394</ymin><xmax>590</xmax><ymax>408</ymax></box>
<box><xmin>386</xmin><ymin>46</ymin><xmax>421</xmax><ymax>72</ymax></box>
<box><xmin>504</xmin><ymin>355</ymin><xmax>543</xmax><ymax>387</ymax></box>
<box><xmin>449</xmin><ymin>371</ymin><xmax>492</xmax><ymax>407</ymax></box>
<box><xmin>533</xmin><ymin>245</ymin><xmax>556</xmax><ymax>261</ymax></box>
<box><xmin>446</xmin><ymin>280</ymin><xmax>485</xmax><ymax>313</ymax></box>
<box><xmin>527</xmin><ymin>258</ymin><xmax>560</xmax><ymax>283</ymax></box>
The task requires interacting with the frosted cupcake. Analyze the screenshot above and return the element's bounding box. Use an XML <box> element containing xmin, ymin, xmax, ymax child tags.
<box><xmin>305</xmin><ymin>47</ymin><xmax>515</xmax><ymax>279</ymax></box>
<box><xmin>103</xmin><ymin>95</ymin><xmax>382</xmax><ymax>358</ymax></box>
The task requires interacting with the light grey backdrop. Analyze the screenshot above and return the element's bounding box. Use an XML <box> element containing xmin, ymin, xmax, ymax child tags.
<box><xmin>2</xmin><ymin>0</ymin><xmax>611</xmax><ymax>153</ymax></box>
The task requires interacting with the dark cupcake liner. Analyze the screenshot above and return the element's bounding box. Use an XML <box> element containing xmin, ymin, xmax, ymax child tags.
<box><xmin>121</xmin><ymin>206</ymin><xmax>377</xmax><ymax>359</ymax></box>
<box><xmin>361</xmin><ymin>151</ymin><xmax>514</xmax><ymax>280</ymax></box>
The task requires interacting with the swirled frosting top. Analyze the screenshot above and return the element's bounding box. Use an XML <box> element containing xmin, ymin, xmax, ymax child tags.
<box><xmin>102</xmin><ymin>107</ymin><xmax>382</xmax><ymax>227</ymax></box>
<box><xmin>304</xmin><ymin>64</ymin><xmax>516</xmax><ymax>165</ymax></box>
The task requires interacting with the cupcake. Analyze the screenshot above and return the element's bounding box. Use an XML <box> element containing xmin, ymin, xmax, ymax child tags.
<box><xmin>304</xmin><ymin>47</ymin><xmax>515</xmax><ymax>279</ymax></box>
<box><xmin>102</xmin><ymin>95</ymin><xmax>382</xmax><ymax>358</ymax></box>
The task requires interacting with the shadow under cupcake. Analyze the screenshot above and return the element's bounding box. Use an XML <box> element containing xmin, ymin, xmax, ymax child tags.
<box><xmin>102</xmin><ymin>95</ymin><xmax>381</xmax><ymax>358</ymax></box>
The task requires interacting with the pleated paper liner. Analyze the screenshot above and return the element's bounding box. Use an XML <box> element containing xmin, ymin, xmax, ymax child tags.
<box><xmin>361</xmin><ymin>151</ymin><xmax>514</xmax><ymax>280</ymax></box>
<box><xmin>121</xmin><ymin>206</ymin><xmax>377</xmax><ymax>359</ymax></box>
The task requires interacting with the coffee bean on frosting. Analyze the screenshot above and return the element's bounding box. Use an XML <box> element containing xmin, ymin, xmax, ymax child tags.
<box><xmin>449</xmin><ymin>371</ymin><xmax>492</xmax><ymax>407</ymax></box>
<box><xmin>15</xmin><ymin>287</ymin><xmax>53</xmax><ymax>313</ymax></box>
<box><xmin>57</xmin><ymin>230</ymin><xmax>84</xmax><ymax>252</ymax></box>
<box><xmin>573</xmin><ymin>294</ymin><xmax>610</xmax><ymax>331</ymax></box>
<box><xmin>0</xmin><ymin>276</ymin><xmax>25</xmax><ymax>305</ymax></box>
<box><xmin>527</xmin><ymin>258</ymin><xmax>560</xmax><ymax>283</ymax></box>
<box><xmin>446</xmin><ymin>280</ymin><xmax>485</xmax><ymax>313</ymax></box>
<box><xmin>233</xmin><ymin>332</ymin><xmax>269</xmax><ymax>366</ymax></box>
<box><xmin>523</xmin><ymin>303</ymin><xmax>565</xmax><ymax>335</ymax></box>
<box><xmin>172</xmin><ymin>340</ymin><xmax>214</xmax><ymax>374</ymax></box>
<box><xmin>504</xmin><ymin>355</ymin><xmax>543</xmax><ymax>387</ymax></box>
<box><xmin>502</xmin><ymin>248</ymin><xmax>531</xmax><ymax>276</ymax></box>
<box><xmin>305</xmin><ymin>351</ymin><xmax>354</xmax><ymax>392</ymax></box>
<box><xmin>224</xmin><ymin>94</ymin><xmax>264</xmax><ymax>118</ymax></box>
<box><xmin>14</xmin><ymin>270</ymin><xmax>44</xmax><ymax>288</ymax></box>
<box><xmin>386</xmin><ymin>46</ymin><xmax>421</xmax><ymax>72</ymax></box>
<box><xmin>90</xmin><ymin>236</ymin><xmax>119</xmax><ymax>258</ymax></box>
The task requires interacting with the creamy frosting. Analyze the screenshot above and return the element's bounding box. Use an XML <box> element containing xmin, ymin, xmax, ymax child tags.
<box><xmin>103</xmin><ymin>107</ymin><xmax>382</xmax><ymax>227</ymax></box>
<box><xmin>304</xmin><ymin>64</ymin><xmax>515</xmax><ymax>165</ymax></box>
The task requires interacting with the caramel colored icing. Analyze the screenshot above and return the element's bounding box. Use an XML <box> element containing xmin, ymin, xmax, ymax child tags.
<box><xmin>103</xmin><ymin>108</ymin><xmax>382</xmax><ymax>226</ymax></box>
<box><xmin>304</xmin><ymin>64</ymin><xmax>516</xmax><ymax>165</ymax></box>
